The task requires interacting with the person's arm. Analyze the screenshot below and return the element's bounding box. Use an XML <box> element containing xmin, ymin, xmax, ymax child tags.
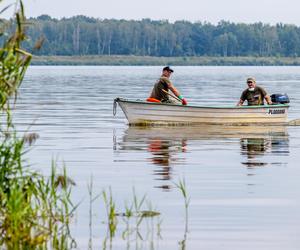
<box><xmin>168</xmin><ymin>82</ymin><xmax>187</xmax><ymax>105</ymax></box>
<box><xmin>260</xmin><ymin>86</ymin><xmax>272</xmax><ymax>105</ymax></box>
<box><xmin>237</xmin><ymin>90</ymin><xmax>246</xmax><ymax>106</ymax></box>
<box><xmin>258</xmin><ymin>87</ymin><xmax>272</xmax><ymax>105</ymax></box>
<box><xmin>236</xmin><ymin>99</ymin><xmax>244</xmax><ymax>106</ymax></box>
<box><xmin>168</xmin><ymin>84</ymin><xmax>180</xmax><ymax>97</ymax></box>
<box><xmin>265</xmin><ymin>95</ymin><xmax>272</xmax><ymax>105</ymax></box>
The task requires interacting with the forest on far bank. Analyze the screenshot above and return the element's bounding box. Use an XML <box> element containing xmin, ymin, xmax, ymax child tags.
<box><xmin>12</xmin><ymin>15</ymin><xmax>300</xmax><ymax>58</ymax></box>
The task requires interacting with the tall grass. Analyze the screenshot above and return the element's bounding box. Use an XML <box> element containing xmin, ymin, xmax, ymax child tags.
<box><xmin>0</xmin><ymin>1</ymin><xmax>76</xmax><ymax>248</ymax></box>
<box><xmin>0</xmin><ymin>1</ymin><xmax>31</xmax><ymax>127</ymax></box>
<box><xmin>97</xmin><ymin>187</ymin><xmax>161</xmax><ymax>250</ymax></box>
<box><xmin>175</xmin><ymin>178</ymin><xmax>190</xmax><ymax>250</ymax></box>
<box><xmin>0</xmin><ymin>131</ymin><xmax>76</xmax><ymax>248</ymax></box>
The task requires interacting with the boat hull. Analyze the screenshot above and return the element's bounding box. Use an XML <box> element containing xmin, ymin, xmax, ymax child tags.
<box><xmin>115</xmin><ymin>98</ymin><xmax>289</xmax><ymax>125</ymax></box>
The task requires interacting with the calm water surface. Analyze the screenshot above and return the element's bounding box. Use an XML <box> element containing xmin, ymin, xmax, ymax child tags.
<box><xmin>15</xmin><ymin>66</ymin><xmax>300</xmax><ymax>249</ymax></box>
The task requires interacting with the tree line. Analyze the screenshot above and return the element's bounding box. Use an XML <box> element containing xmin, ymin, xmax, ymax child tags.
<box><xmin>21</xmin><ymin>15</ymin><xmax>300</xmax><ymax>57</ymax></box>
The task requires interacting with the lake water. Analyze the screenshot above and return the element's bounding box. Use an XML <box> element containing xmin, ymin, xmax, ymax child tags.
<box><xmin>15</xmin><ymin>66</ymin><xmax>300</xmax><ymax>249</ymax></box>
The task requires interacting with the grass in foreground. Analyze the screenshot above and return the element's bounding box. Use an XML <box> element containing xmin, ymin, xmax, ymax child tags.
<box><xmin>1</xmin><ymin>1</ymin><xmax>77</xmax><ymax>248</ymax></box>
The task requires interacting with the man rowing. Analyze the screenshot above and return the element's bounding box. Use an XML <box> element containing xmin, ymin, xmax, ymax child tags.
<box><xmin>148</xmin><ymin>66</ymin><xmax>187</xmax><ymax>105</ymax></box>
<box><xmin>237</xmin><ymin>77</ymin><xmax>272</xmax><ymax>106</ymax></box>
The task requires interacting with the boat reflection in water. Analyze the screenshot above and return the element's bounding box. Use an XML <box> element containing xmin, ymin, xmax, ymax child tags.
<box><xmin>240</xmin><ymin>131</ymin><xmax>289</xmax><ymax>168</ymax></box>
<box><xmin>116</xmin><ymin>125</ymin><xmax>289</xmax><ymax>190</ymax></box>
<box><xmin>117</xmin><ymin>128</ymin><xmax>187</xmax><ymax>190</ymax></box>
<box><xmin>146</xmin><ymin>138</ymin><xmax>187</xmax><ymax>190</ymax></box>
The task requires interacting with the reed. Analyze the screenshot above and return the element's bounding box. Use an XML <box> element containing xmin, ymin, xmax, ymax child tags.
<box><xmin>0</xmin><ymin>1</ymin><xmax>31</xmax><ymax>128</ymax></box>
<box><xmin>0</xmin><ymin>132</ymin><xmax>76</xmax><ymax>248</ymax></box>
<box><xmin>98</xmin><ymin>187</ymin><xmax>161</xmax><ymax>249</ymax></box>
<box><xmin>87</xmin><ymin>176</ymin><xmax>101</xmax><ymax>249</ymax></box>
<box><xmin>0</xmin><ymin>1</ymin><xmax>76</xmax><ymax>248</ymax></box>
<box><xmin>102</xmin><ymin>187</ymin><xmax>118</xmax><ymax>240</ymax></box>
<box><xmin>174</xmin><ymin>178</ymin><xmax>190</xmax><ymax>250</ymax></box>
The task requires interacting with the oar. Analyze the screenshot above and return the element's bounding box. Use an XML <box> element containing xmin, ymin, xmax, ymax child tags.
<box><xmin>162</xmin><ymin>89</ymin><xmax>181</xmax><ymax>102</ymax></box>
<box><xmin>288</xmin><ymin>118</ymin><xmax>300</xmax><ymax>126</ymax></box>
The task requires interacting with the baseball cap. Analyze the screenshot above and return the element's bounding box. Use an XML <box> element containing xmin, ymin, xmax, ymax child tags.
<box><xmin>247</xmin><ymin>77</ymin><xmax>256</xmax><ymax>83</ymax></box>
<box><xmin>163</xmin><ymin>66</ymin><xmax>174</xmax><ymax>72</ymax></box>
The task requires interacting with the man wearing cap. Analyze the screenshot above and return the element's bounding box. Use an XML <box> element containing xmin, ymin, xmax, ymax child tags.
<box><xmin>237</xmin><ymin>77</ymin><xmax>272</xmax><ymax>106</ymax></box>
<box><xmin>149</xmin><ymin>66</ymin><xmax>187</xmax><ymax>105</ymax></box>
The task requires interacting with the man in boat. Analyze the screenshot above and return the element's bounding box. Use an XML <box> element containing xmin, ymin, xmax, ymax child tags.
<box><xmin>237</xmin><ymin>77</ymin><xmax>272</xmax><ymax>106</ymax></box>
<box><xmin>148</xmin><ymin>66</ymin><xmax>187</xmax><ymax>105</ymax></box>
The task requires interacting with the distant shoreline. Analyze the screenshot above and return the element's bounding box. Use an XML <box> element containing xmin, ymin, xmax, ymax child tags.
<box><xmin>31</xmin><ymin>55</ymin><xmax>300</xmax><ymax>66</ymax></box>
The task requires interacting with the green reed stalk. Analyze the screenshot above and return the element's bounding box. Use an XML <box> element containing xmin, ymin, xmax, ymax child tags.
<box><xmin>0</xmin><ymin>1</ymin><xmax>76</xmax><ymax>249</ymax></box>
<box><xmin>99</xmin><ymin>187</ymin><xmax>161</xmax><ymax>249</ymax></box>
<box><xmin>0</xmin><ymin>135</ymin><xmax>76</xmax><ymax>248</ymax></box>
<box><xmin>174</xmin><ymin>178</ymin><xmax>190</xmax><ymax>250</ymax></box>
<box><xmin>87</xmin><ymin>176</ymin><xmax>101</xmax><ymax>249</ymax></box>
<box><xmin>102</xmin><ymin>187</ymin><xmax>118</xmax><ymax>240</ymax></box>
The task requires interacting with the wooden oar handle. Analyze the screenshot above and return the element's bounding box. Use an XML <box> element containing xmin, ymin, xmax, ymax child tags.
<box><xmin>162</xmin><ymin>89</ymin><xmax>181</xmax><ymax>102</ymax></box>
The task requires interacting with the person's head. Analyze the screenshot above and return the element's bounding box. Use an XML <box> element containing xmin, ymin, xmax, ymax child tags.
<box><xmin>246</xmin><ymin>77</ymin><xmax>256</xmax><ymax>91</ymax></box>
<box><xmin>162</xmin><ymin>66</ymin><xmax>174</xmax><ymax>77</ymax></box>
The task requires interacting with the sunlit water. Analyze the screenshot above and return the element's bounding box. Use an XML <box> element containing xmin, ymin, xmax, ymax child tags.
<box><xmin>14</xmin><ymin>66</ymin><xmax>300</xmax><ymax>249</ymax></box>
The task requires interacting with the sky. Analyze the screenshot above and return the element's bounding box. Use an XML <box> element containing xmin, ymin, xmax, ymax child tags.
<box><xmin>3</xmin><ymin>0</ymin><xmax>300</xmax><ymax>25</ymax></box>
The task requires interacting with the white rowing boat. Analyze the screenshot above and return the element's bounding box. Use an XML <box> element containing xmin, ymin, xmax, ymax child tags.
<box><xmin>114</xmin><ymin>98</ymin><xmax>289</xmax><ymax>126</ymax></box>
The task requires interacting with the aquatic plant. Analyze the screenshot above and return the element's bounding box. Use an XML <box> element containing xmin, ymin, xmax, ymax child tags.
<box><xmin>102</xmin><ymin>187</ymin><xmax>118</xmax><ymax>241</ymax></box>
<box><xmin>174</xmin><ymin>178</ymin><xmax>190</xmax><ymax>250</ymax></box>
<box><xmin>0</xmin><ymin>133</ymin><xmax>76</xmax><ymax>248</ymax></box>
<box><xmin>0</xmin><ymin>0</ymin><xmax>31</xmax><ymax>124</ymax></box>
<box><xmin>0</xmin><ymin>1</ymin><xmax>76</xmax><ymax>248</ymax></box>
<box><xmin>87</xmin><ymin>176</ymin><xmax>101</xmax><ymax>249</ymax></box>
<box><xmin>98</xmin><ymin>187</ymin><xmax>161</xmax><ymax>249</ymax></box>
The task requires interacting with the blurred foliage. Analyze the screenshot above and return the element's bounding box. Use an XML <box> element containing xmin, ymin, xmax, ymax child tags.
<box><xmin>0</xmin><ymin>0</ymin><xmax>31</xmax><ymax>114</ymax></box>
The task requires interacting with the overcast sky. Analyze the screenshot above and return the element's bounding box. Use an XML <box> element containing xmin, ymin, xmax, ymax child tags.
<box><xmin>4</xmin><ymin>0</ymin><xmax>300</xmax><ymax>25</ymax></box>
